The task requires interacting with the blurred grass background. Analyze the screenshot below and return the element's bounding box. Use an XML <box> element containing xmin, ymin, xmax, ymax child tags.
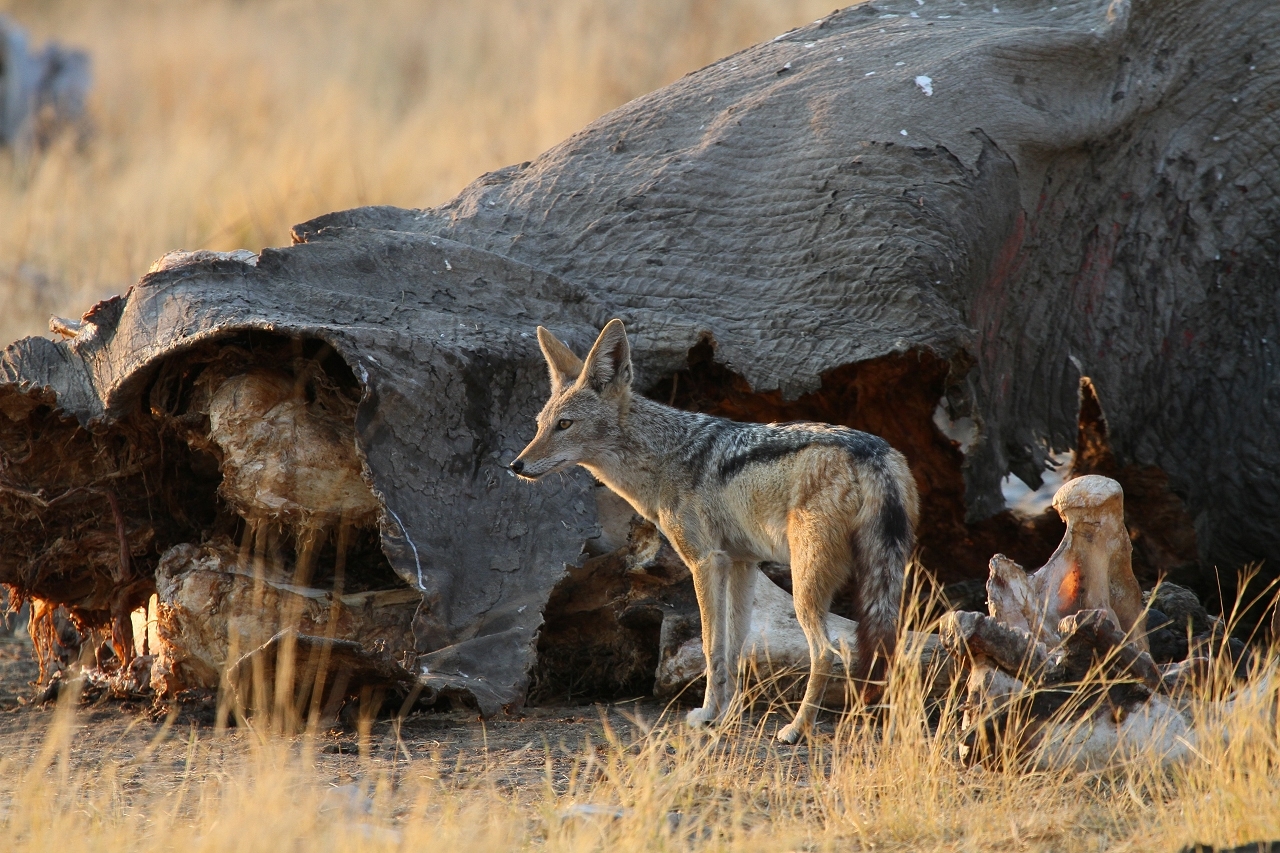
<box><xmin>0</xmin><ymin>0</ymin><xmax>833</xmax><ymax>347</ymax></box>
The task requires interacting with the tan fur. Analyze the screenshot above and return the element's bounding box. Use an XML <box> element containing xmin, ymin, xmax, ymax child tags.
<box><xmin>513</xmin><ymin>320</ymin><xmax>919</xmax><ymax>742</ymax></box>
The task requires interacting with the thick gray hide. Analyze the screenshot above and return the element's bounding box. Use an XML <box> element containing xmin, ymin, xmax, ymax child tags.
<box><xmin>1</xmin><ymin>243</ymin><xmax>610</xmax><ymax>714</ymax></box>
<box><xmin>299</xmin><ymin>0</ymin><xmax>1280</xmax><ymax>572</ymax></box>
<box><xmin>2</xmin><ymin>0</ymin><xmax>1278</xmax><ymax>710</ymax></box>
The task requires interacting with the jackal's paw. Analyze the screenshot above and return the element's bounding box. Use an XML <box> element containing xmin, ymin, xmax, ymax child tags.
<box><xmin>776</xmin><ymin>722</ymin><xmax>805</xmax><ymax>744</ymax></box>
<box><xmin>686</xmin><ymin>707</ymin><xmax>719</xmax><ymax>728</ymax></box>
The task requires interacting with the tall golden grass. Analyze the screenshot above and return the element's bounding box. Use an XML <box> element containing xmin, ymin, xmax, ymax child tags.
<box><xmin>0</xmin><ymin>0</ymin><xmax>833</xmax><ymax>347</ymax></box>
<box><xmin>5</xmin><ymin>606</ymin><xmax>1280</xmax><ymax>852</ymax></box>
<box><xmin>11</xmin><ymin>568</ymin><xmax>1280</xmax><ymax>852</ymax></box>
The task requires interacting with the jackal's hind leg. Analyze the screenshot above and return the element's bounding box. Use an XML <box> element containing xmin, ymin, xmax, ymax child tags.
<box><xmin>777</xmin><ymin>534</ymin><xmax>846</xmax><ymax>744</ymax></box>
<box><xmin>686</xmin><ymin>551</ymin><xmax>733</xmax><ymax>728</ymax></box>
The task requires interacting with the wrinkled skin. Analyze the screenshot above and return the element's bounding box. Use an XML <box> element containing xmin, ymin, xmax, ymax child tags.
<box><xmin>384</xmin><ymin>0</ymin><xmax>1280</xmax><ymax>584</ymax></box>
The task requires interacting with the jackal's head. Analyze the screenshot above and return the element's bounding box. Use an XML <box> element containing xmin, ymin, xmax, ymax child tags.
<box><xmin>510</xmin><ymin>319</ymin><xmax>632</xmax><ymax>480</ymax></box>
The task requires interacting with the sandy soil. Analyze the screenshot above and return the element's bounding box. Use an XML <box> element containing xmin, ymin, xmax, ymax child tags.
<box><xmin>0</xmin><ymin>638</ymin><xmax>824</xmax><ymax>800</ymax></box>
<box><xmin>0</xmin><ymin>640</ymin><xmax>630</xmax><ymax>785</ymax></box>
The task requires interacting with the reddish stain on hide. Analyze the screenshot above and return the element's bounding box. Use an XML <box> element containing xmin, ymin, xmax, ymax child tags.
<box><xmin>986</xmin><ymin>211</ymin><xmax>1027</xmax><ymax>300</ymax></box>
<box><xmin>973</xmin><ymin>212</ymin><xmax>1028</xmax><ymax>360</ymax></box>
<box><xmin>1073</xmin><ymin>223</ymin><xmax>1121</xmax><ymax>317</ymax></box>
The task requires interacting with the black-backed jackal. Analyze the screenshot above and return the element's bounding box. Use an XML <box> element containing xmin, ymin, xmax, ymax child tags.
<box><xmin>512</xmin><ymin>320</ymin><xmax>918</xmax><ymax>743</ymax></box>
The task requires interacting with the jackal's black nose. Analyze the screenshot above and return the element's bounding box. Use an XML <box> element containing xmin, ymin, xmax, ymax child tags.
<box><xmin>509</xmin><ymin>459</ymin><xmax>525</xmax><ymax>474</ymax></box>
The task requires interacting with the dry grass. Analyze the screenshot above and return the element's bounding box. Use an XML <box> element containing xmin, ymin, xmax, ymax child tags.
<box><xmin>7</xmin><ymin>574</ymin><xmax>1280</xmax><ymax>852</ymax></box>
<box><xmin>3</xmin><ymin>628</ymin><xmax>1280</xmax><ymax>852</ymax></box>
<box><xmin>0</xmin><ymin>0</ymin><xmax>833</xmax><ymax>346</ymax></box>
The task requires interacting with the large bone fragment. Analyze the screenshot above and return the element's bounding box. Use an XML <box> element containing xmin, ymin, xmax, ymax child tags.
<box><xmin>987</xmin><ymin>475</ymin><xmax>1147</xmax><ymax>653</ymax></box>
<box><xmin>947</xmin><ymin>475</ymin><xmax>1280</xmax><ymax>772</ymax></box>
<box><xmin>1026</xmin><ymin>693</ymin><xmax>1196</xmax><ymax>772</ymax></box>
<box><xmin>986</xmin><ymin>670</ymin><xmax>1277</xmax><ymax>773</ymax></box>
<box><xmin>150</xmin><ymin>540</ymin><xmax>417</xmax><ymax>696</ymax></box>
<box><xmin>946</xmin><ymin>476</ymin><xmax>1223</xmax><ymax>769</ymax></box>
<box><xmin>655</xmin><ymin>567</ymin><xmax>945</xmax><ymax>703</ymax></box>
<box><xmin>949</xmin><ymin>608</ymin><xmax>1195</xmax><ymax>770</ymax></box>
<box><xmin>940</xmin><ymin>610</ymin><xmax>1052</xmax><ymax>680</ymax></box>
<box><xmin>200</xmin><ymin>368</ymin><xmax>380</xmax><ymax>529</ymax></box>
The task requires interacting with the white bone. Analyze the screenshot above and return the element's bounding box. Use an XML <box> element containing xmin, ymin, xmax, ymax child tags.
<box><xmin>987</xmin><ymin>475</ymin><xmax>1147</xmax><ymax>652</ymax></box>
<box><xmin>655</xmin><ymin>567</ymin><xmax>943</xmax><ymax>702</ymax></box>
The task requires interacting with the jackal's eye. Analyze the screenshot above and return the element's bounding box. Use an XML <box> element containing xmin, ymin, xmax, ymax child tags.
<box><xmin>556</xmin><ymin>419</ymin><xmax>573</xmax><ymax>431</ymax></box>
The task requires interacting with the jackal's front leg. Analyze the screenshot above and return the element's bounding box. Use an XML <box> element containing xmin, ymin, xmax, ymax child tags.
<box><xmin>685</xmin><ymin>550</ymin><xmax>735</xmax><ymax>728</ymax></box>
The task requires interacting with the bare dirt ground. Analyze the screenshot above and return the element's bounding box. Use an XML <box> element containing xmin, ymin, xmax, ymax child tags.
<box><xmin>0</xmin><ymin>639</ymin><xmax>627</xmax><ymax>787</ymax></box>
<box><xmin>0</xmin><ymin>637</ymin><xmax>824</xmax><ymax>802</ymax></box>
<box><xmin>3</xmin><ymin>637</ymin><xmax>1277</xmax><ymax>851</ymax></box>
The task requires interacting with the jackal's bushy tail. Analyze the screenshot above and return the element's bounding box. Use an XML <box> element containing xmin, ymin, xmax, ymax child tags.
<box><xmin>850</xmin><ymin>455</ymin><xmax>917</xmax><ymax>698</ymax></box>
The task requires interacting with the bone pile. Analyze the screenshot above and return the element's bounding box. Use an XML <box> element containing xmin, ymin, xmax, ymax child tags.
<box><xmin>941</xmin><ymin>475</ymin><xmax>1272</xmax><ymax>771</ymax></box>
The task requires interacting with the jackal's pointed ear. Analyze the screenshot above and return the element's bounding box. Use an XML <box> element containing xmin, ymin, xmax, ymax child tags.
<box><xmin>581</xmin><ymin>319</ymin><xmax>632</xmax><ymax>395</ymax></box>
<box><xmin>537</xmin><ymin>326</ymin><xmax>583</xmax><ymax>389</ymax></box>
